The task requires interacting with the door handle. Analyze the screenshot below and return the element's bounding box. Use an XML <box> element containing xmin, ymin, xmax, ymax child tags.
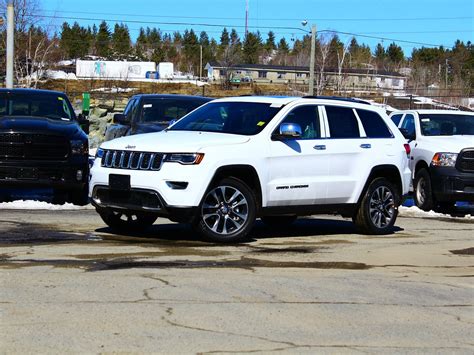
<box><xmin>314</xmin><ymin>145</ymin><xmax>326</xmax><ymax>150</ymax></box>
<box><xmin>360</xmin><ymin>144</ymin><xmax>371</xmax><ymax>149</ymax></box>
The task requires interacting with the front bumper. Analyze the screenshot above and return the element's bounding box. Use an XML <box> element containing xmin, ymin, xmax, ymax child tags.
<box><xmin>0</xmin><ymin>160</ymin><xmax>88</xmax><ymax>190</ymax></box>
<box><xmin>429</xmin><ymin>166</ymin><xmax>474</xmax><ymax>202</ymax></box>
<box><xmin>91</xmin><ymin>185</ymin><xmax>197</xmax><ymax>223</ymax></box>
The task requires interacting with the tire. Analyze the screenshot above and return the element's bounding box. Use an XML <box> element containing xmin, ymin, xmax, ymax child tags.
<box><xmin>193</xmin><ymin>177</ymin><xmax>257</xmax><ymax>243</ymax></box>
<box><xmin>261</xmin><ymin>215</ymin><xmax>297</xmax><ymax>228</ymax></box>
<box><xmin>353</xmin><ymin>177</ymin><xmax>400</xmax><ymax>235</ymax></box>
<box><xmin>414</xmin><ymin>168</ymin><xmax>435</xmax><ymax>211</ymax></box>
<box><xmin>96</xmin><ymin>207</ymin><xmax>158</xmax><ymax>233</ymax></box>
<box><xmin>67</xmin><ymin>187</ymin><xmax>89</xmax><ymax>206</ymax></box>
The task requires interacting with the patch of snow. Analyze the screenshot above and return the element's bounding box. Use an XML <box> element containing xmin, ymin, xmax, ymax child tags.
<box><xmin>0</xmin><ymin>200</ymin><xmax>93</xmax><ymax>210</ymax></box>
<box><xmin>91</xmin><ymin>87</ymin><xmax>135</xmax><ymax>93</ymax></box>
<box><xmin>399</xmin><ymin>206</ymin><xmax>473</xmax><ymax>220</ymax></box>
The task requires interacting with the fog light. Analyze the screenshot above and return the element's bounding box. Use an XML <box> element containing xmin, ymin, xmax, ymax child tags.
<box><xmin>76</xmin><ymin>170</ymin><xmax>83</xmax><ymax>181</ymax></box>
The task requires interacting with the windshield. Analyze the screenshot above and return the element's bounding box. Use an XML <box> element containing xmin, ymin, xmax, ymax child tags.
<box><xmin>169</xmin><ymin>101</ymin><xmax>282</xmax><ymax>135</ymax></box>
<box><xmin>419</xmin><ymin>113</ymin><xmax>474</xmax><ymax>136</ymax></box>
<box><xmin>0</xmin><ymin>94</ymin><xmax>75</xmax><ymax>121</ymax></box>
<box><xmin>140</xmin><ymin>98</ymin><xmax>206</xmax><ymax>124</ymax></box>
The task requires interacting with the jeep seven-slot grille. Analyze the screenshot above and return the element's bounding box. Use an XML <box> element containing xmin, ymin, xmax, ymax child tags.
<box><xmin>457</xmin><ymin>149</ymin><xmax>474</xmax><ymax>173</ymax></box>
<box><xmin>101</xmin><ymin>150</ymin><xmax>164</xmax><ymax>171</ymax></box>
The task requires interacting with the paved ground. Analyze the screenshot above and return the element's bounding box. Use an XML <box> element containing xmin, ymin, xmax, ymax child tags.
<box><xmin>0</xmin><ymin>209</ymin><xmax>473</xmax><ymax>354</ymax></box>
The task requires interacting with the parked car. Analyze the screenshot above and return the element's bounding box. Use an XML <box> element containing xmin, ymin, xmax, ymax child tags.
<box><xmin>390</xmin><ymin>109</ymin><xmax>474</xmax><ymax>211</ymax></box>
<box><xmin>0</xmin><ymin>88</ymin><xmax>90</xmax><ymax>205</ymax></box>
<box><xmin>90</xmin><ymin>96</ymin><xmax>411</xmax><ymax>243</ymax></box>
<box><xmin>104</xmin><ymin>94</ymin><xmax>212</xmax><ymax>141</ymax></box>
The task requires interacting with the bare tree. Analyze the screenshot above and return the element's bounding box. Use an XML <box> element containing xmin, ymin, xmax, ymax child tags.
<box><xmin>315</xmin><ymin>34</ymin><xmax>331</xmax><ymax>95</ymax></box>
<box><xmin>336</xmin><ymin>39</ymin><xmax>351</xmax><ymax>93</ymax></box>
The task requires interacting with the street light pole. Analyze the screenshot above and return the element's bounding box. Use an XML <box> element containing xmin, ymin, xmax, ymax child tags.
<box><xmin>308</xmin><ymin>25</ymin><xmax>316</xmax><ymax>96</ymax></box>
<box><xmin>6</xmin><ymin>1</ymin><xmax>15</xmax><ymax>88</ymax></box>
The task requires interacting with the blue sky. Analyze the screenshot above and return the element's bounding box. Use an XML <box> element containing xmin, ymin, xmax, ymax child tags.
<box><xmin>38</xmin><ymin>0</ymin><xmax>473</xmax><ymax>55</ymax></box>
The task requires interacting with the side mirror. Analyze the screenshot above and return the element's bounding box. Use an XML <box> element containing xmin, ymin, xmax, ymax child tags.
<box><xmin>77</xmin><ymin>113</ymin><xmax>90</xmax><ymax>135</ymax></box>
<box><xmin>273</xmin><ymin>123</ymin><xmax>302</xmax><ymax>140</ymax></box>
<box><xmin>113</xmin><ymin>113</ymin><xmax>130</xmax><ymax>125</ymax></box>
<box><xmin>399</xmin><ymin>128</ymin><xmax>415</xmax><ymax>141</ymax></box>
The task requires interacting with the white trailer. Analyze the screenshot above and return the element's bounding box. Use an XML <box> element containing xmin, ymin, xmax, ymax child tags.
<box><xmin>76</xmin><ymin>60</ymin><xmax>156</xmax><ymax>79</ymax></box>
<box><xmin>157</xmin><ymin>62</ymin><xmax>174</xmax><ymax>79</ymax></box>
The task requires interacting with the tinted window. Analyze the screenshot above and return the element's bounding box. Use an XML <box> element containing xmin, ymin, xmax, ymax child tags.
<box><xmin>279</xmin><ymin>105</ymin><xmax>321</xmax><ymax>139</ymax></box>
<box><xmin>357</xmin><ymin>109</ymin><xmax>393</xmax><ymax>138</ymax></box>
<box><xmin>326</xmin><ymin>106</ymin><xmax>360</xmax><ymax>138</ymax></box>
<box><xmin>170</xmin><ymin>102</ymin><xmax>281</xmax><ymax>135</ymax></box>
<box><xmin>123</xmin><ymin>98</ymin><xmax>137</xmax><ymax>121</ymax></box>
<box><xmin>140</xmin><ymin>98</ymin><xmax>205</xmax><ymax>123</ymax></box>
<box><xmin>419</xmin><ymin>113</ymin><xmax>474</xmax><ymax>136</ymax></box>
<box><xmin>0</xmin><ymin>93</ymin><xmax>74</xmax><ymax>120</ymax></box>
<box><xmin>401</xmin><ymin>114</ymin><xmax>415</xmax><ymax>137</ymax></box>
<box><xmin>391</xmin><ymin>114</ymin><xmax>403</xmax><ymax>126</ymax></box>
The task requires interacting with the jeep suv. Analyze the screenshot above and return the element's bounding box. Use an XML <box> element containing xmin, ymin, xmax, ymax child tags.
<box><xmin>390</xmin><ymin>109</ymin><xmax>474</xmax><ymax>211</ymax></box>
<box><xmin>90</xmin><ymin>96</ymin><xmax>411</xmax><ymax>242</ymax></box>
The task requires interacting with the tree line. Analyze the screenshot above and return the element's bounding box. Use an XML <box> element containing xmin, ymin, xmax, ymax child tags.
<box><xmin>0</xmin><ymin>1</ymin><xmax>472</xmax><ymax>94</ymax></box>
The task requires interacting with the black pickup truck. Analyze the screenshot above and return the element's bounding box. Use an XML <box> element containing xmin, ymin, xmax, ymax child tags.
<box><xmin>104</xmin><ymin>94</ymin><xmax>212</xmax><ymax>141</ymax></box>
<box><xmin>0</xmin><ymin>89</ymin><xmax>90</xmax><ymax>205</ymax></box>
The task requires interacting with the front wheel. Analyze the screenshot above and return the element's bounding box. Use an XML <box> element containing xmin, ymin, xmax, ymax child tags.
<box><xmin>96</xmin><ymin>207</ymin><xmax>158</xmax><ymax>233</ymax></box>
<box><xmin>414</xmin><ymin>168</ymin><xmax>435</xmax><ymax>211</ymax></box>
<box><xmin>193</xmin><ymin>177</ymin><xmax>257</xmax><ymax>243</ymax></box>
<box><xmin>353</xmin><ymin>177</ymin><xmax>400</xmax><ymax>235</ymax></box>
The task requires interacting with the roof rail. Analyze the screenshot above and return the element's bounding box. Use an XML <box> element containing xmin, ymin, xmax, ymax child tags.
<box><xmin>302</xmin><ymin>96</ymin><xmax>371</xmax><ymax>105</ymax></box>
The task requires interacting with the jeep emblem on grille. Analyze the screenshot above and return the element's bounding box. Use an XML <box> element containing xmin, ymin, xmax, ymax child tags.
<box><xmin>125</xmin><ymin>145</ymin><xmax>136</xmax><ymax>149</ymax></box>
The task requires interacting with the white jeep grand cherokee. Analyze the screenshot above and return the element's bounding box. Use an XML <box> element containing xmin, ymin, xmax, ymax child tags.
<box><xmin>90</xmin><ymin>96</ymin><xmax>411</xmax><ymax>243</ymax></box>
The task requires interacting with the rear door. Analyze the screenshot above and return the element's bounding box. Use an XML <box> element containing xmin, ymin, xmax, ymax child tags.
<box><xmin>322</xmin><ymin>105</ymin><xmax>370</xmax><ymax>204</ymax></box>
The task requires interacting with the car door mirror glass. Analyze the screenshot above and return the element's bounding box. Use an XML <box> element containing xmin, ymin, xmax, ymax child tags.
<box><xmin>399</xmin><ymin>128</ymin><xmax>415</xmax><ymax>141</ymax></box>
<box><xmin>114</xmin><ymin>113</ymin><xmax>130</xmax><ymax>125</ymax></box>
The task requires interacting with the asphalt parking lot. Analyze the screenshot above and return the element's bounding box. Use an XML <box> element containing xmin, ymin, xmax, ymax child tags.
<box><xmin>1</xmin><ymin>208</ymin><xmax>473</xmax><ymax>353</ymax></box>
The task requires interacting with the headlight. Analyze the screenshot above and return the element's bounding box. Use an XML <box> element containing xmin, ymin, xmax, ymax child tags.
<box><xmin>95</xmin><ymin>147</ymin><xmax>105</xmax><ymax>159</ymax></box>
<box><xmin>164</xmin><ymin>153</ymin><xmax>204</xmax><ymax>165</ymax></box>
<box><xmin>71</xmin><ymin>140</ymin><xmax>88</xmax><ymax>155</ymax></box>
<box><xmin>431</xmin><ymin>152</ymin><xmax>458</xmax><ymax>167</ymax></box>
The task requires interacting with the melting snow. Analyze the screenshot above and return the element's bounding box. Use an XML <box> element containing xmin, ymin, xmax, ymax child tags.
<box><xmin>0</xmin><ymin>200</ymin><xmax>93</xmax><ymax>210</ymax></box>
<box><xmin>399</xmin><ymin>206</ymin><xmax>473</xmax><ymax>220</ymax></box>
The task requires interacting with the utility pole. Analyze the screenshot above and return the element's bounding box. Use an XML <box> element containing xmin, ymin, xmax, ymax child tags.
<box><xmin>308</xmin><ymin>25</ymin><xmax>316</xmax><ymax>96</ymax></box>
<box><xmin>6</xmin><ymin>1</ymin><xmax>15</xmax><ymax>88</ymax></box>
<box><xmin>199</xmin><ymin>45</ymin><xmax>203</xmax><ymax>81</ymax></box>
<box><xmin>445</xmin><ymin>58</ymin><xmax>449</xmax><ymax>89</ymax></box>
<box><xmin>245</xmin><ymin>0</ymin><xmax>249</xmax><ymax>36</ymax></box>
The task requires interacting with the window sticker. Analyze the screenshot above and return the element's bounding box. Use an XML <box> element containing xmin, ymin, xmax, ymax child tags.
<box><xmin>421</xmin><ymin>118</ymin><xmax>430</xmax><ymax>122</ymax></box>
<box><xmin>57</xmin><ymin>97</ymin><xmax>64</xmax><ymax>101</ymax></box>
<box><xmin>257</xmin><ymin>121</ymin><xmax>266</xmax><ymax>126</ymax></box>
<box><xmin>143</xmin><ymin>104</ymin><xmax>153</xmax><ymax>108</ymax></box>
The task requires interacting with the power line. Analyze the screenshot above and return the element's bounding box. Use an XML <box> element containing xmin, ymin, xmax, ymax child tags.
<box><xmin>40</xmin><ymin>10</ymin><xmax>473</xmax><ymax>22</ymax></box>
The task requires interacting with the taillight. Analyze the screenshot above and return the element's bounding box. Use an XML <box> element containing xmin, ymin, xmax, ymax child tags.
<box><xmin>404</xmin><ymin>144</ymin><xmax>411</xmax><ymax>157</ymax></box>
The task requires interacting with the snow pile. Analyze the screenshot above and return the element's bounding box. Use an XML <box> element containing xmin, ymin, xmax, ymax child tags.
<box><xmin>399</xmin><ymin>206</ymin><xmax>473</xmax><ymax>220</ymax></box>
<box><xmin>0</xmin><ymin>200</ymin><xmax>93</xmax><ymax>210</ymax></box>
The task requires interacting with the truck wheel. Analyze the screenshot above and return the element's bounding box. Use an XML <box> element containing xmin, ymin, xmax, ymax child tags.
<box><xmin>261</xmin><ymin>215</ymin><xmax>297</xmax><ymax>228</ymax></box>
<box><xmin>353</xmin><ymin>177</ymin><xmax>399</xmax><ymax>235</ymax></box>
<box><xmin>193</xmin><ymin>177</ymin><xmax>256</xmax><ymax>243</ymax></box>
<box><xmin>96</xmin><ymin>207</ymin><xmax>157</xmax><ymax>233</ymax></box>
<box><xmin>67</xmin><ymin>187</ymin><xmax>89</xmax><ymax>206</ymax></box>
<box><xmin>414</xmin><ymin>168</ymin><xmax>435</xmax><ymax>211</ymax></box>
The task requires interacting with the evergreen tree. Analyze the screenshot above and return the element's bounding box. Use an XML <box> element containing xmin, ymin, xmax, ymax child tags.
<box><xmin>278</xmin><ymin>37</ymin><xmax>290</xmax><ymax>54</ymax></box>
<box><xmin>265</xmin><ymin>31</ymin><xmax>276</xmax><ymax>52</ymax></box>
<box><xmin>242</xmin><ymin>31</ymin><xmax>263</xmax><ymax>64</ymax></box>
<box><xmin>96</xmin><ymin>21</ymin><xmax>111</xmax><ymax>58</ymax></box>
<box><xmin>112</xmin><ymin>23</ymin><xmax>132</xmax><ymax>58</ymax></box>
<box><xmin>387</xmin><ymin>42</ymin><xmax>404</xmax><ymax>67</ymax></box>
<box><xmin>220</xmin><ymin>28</ymin><xmax>230</xmax><ymax>46</ymax></box>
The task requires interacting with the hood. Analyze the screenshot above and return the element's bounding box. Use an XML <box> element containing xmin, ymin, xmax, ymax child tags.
<box><xmin>419</xmin><ymin>135</ymin><xmax>474</xmax><ymax>153</ymax></box>
<box><xmin>101</xmin><ymin>130</ymin><xmax>250</xmax><ymax>152</ymax></box>
<box><xmin>0</xmin><ymin>116</ymin><xmax>84</xmax><ymax>139</ymax></box>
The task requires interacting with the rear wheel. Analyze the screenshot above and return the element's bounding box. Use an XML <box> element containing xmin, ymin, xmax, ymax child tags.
<box><xmin>353</xmin><ymin>177</ymin><xmax>399</xmax><ymax>235</ymax></box>
<box><xmin>96</xmin><ymin>207</ymin><xmax>158</xmax><ymax>232</ymax></box>
<box><xmin>193</xmin><ymin>177</ymin><xmax>257</xmax><ymax>243</ymax></box>
<box><xmin>414</xmin><ymin>168</ymin><xmax>435</xmax><ymax>211</ymax></box>
<box><xmin>261</xmin><ymin>215</ymin><xmax>297</xmax><ymax>228</ymax></box>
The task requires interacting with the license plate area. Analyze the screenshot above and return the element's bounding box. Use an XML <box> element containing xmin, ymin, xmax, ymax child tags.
<box><xmin>18</xmin><ymin>167</ymin><xmax>38</xmax><ymax>180</ymax></box>
<box><xmin>109</xmin><ymin>174</ymin><xmax>130</xmax><ymax>191</ymax></box>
